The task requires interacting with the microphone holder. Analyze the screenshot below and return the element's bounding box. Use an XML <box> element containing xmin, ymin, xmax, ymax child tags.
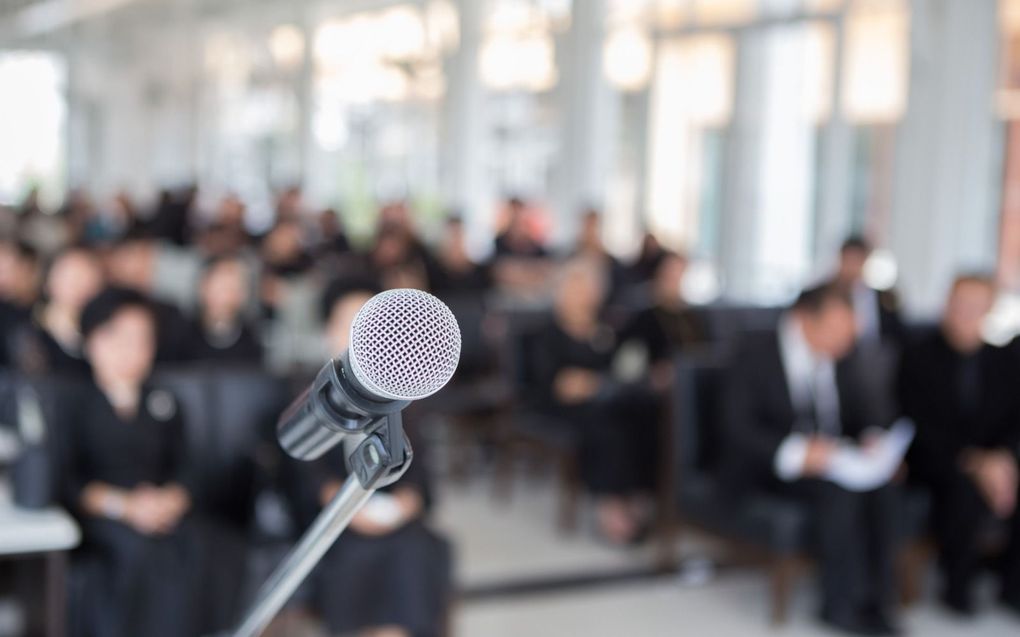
<box><xmin>230</xmin><ymin>410</ymin><xmax>412</xmax><ymax>637</ymax></box>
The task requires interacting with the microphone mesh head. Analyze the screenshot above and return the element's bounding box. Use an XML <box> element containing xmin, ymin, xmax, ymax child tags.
<box><xmin>349</xmin><ymin>289</ymin><xmax>462</xmax><ymax>401</ymax></box>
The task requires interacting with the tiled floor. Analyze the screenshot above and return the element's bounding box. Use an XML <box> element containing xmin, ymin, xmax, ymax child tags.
<box><xmin>435</xmin><ymin>476</ymin><xmax>1020</xmax><ymax>636</ymax></box>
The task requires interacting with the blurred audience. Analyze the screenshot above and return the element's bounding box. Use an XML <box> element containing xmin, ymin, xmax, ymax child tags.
<box><xmin>622</xmin><ymin>251</ymin><xmax>708</xmax><ymax>391</ymax></box>
<box><xmin>301</xmin><ymin>278</ymin><xmax>450</xmax><ymax>637</ymax></box>
<box><xmin>2</xmin><ymin>179</ymin><xmax>1019</xmax><ymax>636</ymax></box>
<box><xmin>899</xmin><ymin>274</ymin><xmax>1020</xmax><ymax>616</ymax></box>
<box><xmin>61</xmin><ymin>288</ymin><xmax>203</xmax><ymax>637</ymax></box>
<box><xmin>431</xmin><ymin>215</ymin><xmax>491</xmax><ymax>296</ymax></box>
<box><xmin>16</xmin><ymin>246</ymin><xmax>105</xmax><ymax>378</ymax></box>
<box><xmin>723</xmin><ymin>284</ymin><xmax>901</xmax><ymax>635</ymax></box>
<box><xmin>183</xmin><ymin>255</ymin><xmax>263</xmax><ymax>365</ymax></box>
<box><xmin>831</xmin><ymin>236</ymin><xmax>904</xmax><ymax>347</ymax></box>
<box><xmin>535</xmin><ymin>258</ymin><xmax>661</xmax><ymax>544</ymax></box>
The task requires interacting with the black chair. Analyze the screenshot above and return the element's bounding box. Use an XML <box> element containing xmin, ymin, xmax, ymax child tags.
<box><xmin>691</xmin><ymin>305</ymin><xmax>783</xmax><ymax>346</ymax></box>
<box><xmin>153</xmin><ymin>365</ymin><xmax>287</xmax><ymax>525</ymax></box>
<box><xmin>424</xmin><ymin>294</ymin><xmax>512</xmax><ymax>480</ymax></box>
<box><xmin>152</xmin><ymin>365</ymin><xmax>289</xmax><ymax>630</ymax></box>
<box><xmin>669</xmin><ymin>352</ymin><xmax>933</xmax><ymax>623</ymax></box>
<box><xmin>492</xmin><ymin>318</ymin><xmax>582</xmax><ymax>533</ymax></box>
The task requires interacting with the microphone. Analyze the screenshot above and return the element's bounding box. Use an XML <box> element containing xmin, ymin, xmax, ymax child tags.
<box><xmin>276</xmin><ymin>288</ymin><xmax>462</xmax><ymax>461</ymax></box>
<box><xmin>231</xmin><ymin>289</ymin><xmax>461</xmax><ymax>637</ymax></box>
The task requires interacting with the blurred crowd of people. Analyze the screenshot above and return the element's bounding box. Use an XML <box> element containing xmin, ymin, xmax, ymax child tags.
<box><xmin>0</xmin><ymin>184</ymin><xmax>1019</xmax><ymax>637</ymax></box>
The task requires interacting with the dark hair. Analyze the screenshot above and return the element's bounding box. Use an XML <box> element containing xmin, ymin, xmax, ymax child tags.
<box><xmin>80</xmin><ymin>287</ymin><xmax>154</xmax><ymax>340</ymax></box>
<box><xmin>653</xmin><ymin>250</ymin><xmax>689</xmax><ymax>275</ymax></box>
<box><xmin>791</xmin><ymin>283</ymin><xmax>853</xmax><ymax>315</ymax></box>
<box><xmin>841</xmin><ymin>235</ymin><xmax>872</xmax><ymax>254</ymax></box>
<box><xmin>320</xmin><ymin>276</ymin><xmax>381</xmax><ymax>322</ymax></box>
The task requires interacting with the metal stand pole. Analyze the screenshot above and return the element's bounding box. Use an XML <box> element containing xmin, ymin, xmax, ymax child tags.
<box><xmin>231</xmin><ymin>477</ymin><xmax>373</xmax><ymax>637</ymax></box>
<box><xmin>230</xmin><ymin>412</ymin><xmax>411</xmax><ymax>637</ymax></box>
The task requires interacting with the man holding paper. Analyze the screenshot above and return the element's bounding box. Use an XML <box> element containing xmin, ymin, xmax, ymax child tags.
<box><xmin>722</xmin><ymin>283</ymin><xmax>904</xmax><ymax>636</ymax></box>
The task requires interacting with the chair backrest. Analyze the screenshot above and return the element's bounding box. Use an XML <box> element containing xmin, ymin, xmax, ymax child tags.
<box><xmin>441</xmin><ymin>293</ymin><xmax>496</xmax><ymax>376</ymax></box>
<box><xmin>693</xmin><ymin>305</ymin><xmax>783</xmax><ymax>345</ymax></box>
<box><xmin>672</xmin><ymin>352</ymin><xmax>729</xmax><ymax>483</ymax></box>
<box><xmin>501</xmin><ymin>313</ymin><xmax>554</xmax><ymax>404</ymax></box>
<box><xmin>153</xmin><ymin>365</ymin><xmax>288</xmax><ymax>525</ymax></box>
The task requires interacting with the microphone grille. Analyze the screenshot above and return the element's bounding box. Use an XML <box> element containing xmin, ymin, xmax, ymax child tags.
<box><xmin>349</xmin><ymin>289</ymin><xmax>462</xmax><ymax>401</ymax></box>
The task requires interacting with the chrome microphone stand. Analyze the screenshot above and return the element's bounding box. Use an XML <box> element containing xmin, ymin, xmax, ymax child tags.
<box><xmin>230</xmin><ymin>411</ymin><xmax>411</xmax><ymax>637</ymax></box>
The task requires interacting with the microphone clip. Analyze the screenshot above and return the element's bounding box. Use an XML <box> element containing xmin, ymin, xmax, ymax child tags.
<box><xmin>348</xmin><ymin>410</ymin><xmax>412</xmax><ymax>491</ymax></box>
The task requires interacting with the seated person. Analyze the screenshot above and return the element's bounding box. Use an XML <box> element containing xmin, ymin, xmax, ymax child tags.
<box><xmin>183</xmin><ymin>254</ymin><xmax>263</xmax><ymax>365</ymax></box>
<box><xmin>622</xmin><ymin>251</ymin><xmax>707</xmax><ymax>391</ymax></box>
<box><xmin>627</xmin><ymin>231</ymin><xmax>667</xmax><ymax>285</ymax></box>
<box><xmin>297</xmin><ymin>278</ymin><xmax>450</xmax><ymax>637</ymax></box>
<box><xmin>534</xmin><ymin>258</ymin><xmax>661</xmax><ymax>545</ymax></box>
<box><xmin>491</xmin><ymin>198</ymin><xmax>553</xmax><ymax>297</ymax></box>
<box><xmin>493</xmin><ymin>197</ymin><xmax>546</xmax><ymax>259</ymax></box>
<box><xmin>722</xmin><ymin>284</ymin><xmax>900</xmax><ymax>635</ymax></box>
<box><xmin>431</xmin><ymin>215</ymin><xmax>491</xmax><ymax>296</ymax></box>
<box><xmin>572</xmin><ymin>209</ymin><xmax>626</xmax><ymax>304</ymax></box>
<box><xmin>61</xmin><ymin>287</ymin><xmax>203</xmax><ymax>637</ymax></box>
<box><xmin>831</xmin><ymin>236</ymin><xmax>904</xmax><ymax>347</ymax></box>
<box><xmin>103</xmin><ymin>237</ymin><xmax>193</xmax><ymax>363</ymax></box>
<box><xmin>14</xmin><ymin>246</ymin><xmax>105</xmax><ymax>378</ymax></box>
<box><xmin>898</xmin><ymin>274</ymin><xmax>1020</xmax><ymax>615</ymax></box>
<box><xmin>0</xmin><ymin>241</ymin><xmax>41</xmax><ymax>368</ymax></box>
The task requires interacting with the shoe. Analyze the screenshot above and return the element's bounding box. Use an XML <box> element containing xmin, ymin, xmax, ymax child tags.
<box><xmin>820</xmin><ymin>608</ymin><xmax>895</xmax><ymax>636</ymax></box>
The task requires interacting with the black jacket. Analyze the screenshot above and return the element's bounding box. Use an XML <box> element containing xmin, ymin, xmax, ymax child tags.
<box><xmin>721</xmin><ymin>330</ymin><xmax>883</xmax><ymax>492</ymax></box>
<box><xmin>898</xmin><ymin>331</ymin><xmax>1020</xmax><ymax>486</ymax></box>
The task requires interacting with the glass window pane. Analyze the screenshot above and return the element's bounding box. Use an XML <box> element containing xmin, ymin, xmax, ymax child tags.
<box><xmin>842</xmin><ymin>0</ymin><xmax>909</xmax><ymax>123</ymax></box>
<box><xmin>0</xmin><ymin>52</ymin><xmax>66</xmax><ymax>209</ymax></box>
<box><xmin>646</xmin><ymin>35</ymin><xmax>735</xmax><ymax>251</ymax></box>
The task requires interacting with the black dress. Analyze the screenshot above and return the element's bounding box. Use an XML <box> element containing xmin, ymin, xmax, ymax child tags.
<box><xmin>298</xmin><ymin>430</ymin><xmax>451</xmax><ymax>637</ymax></box>
<box><xmin>533</xmin><ymin>321</ymin><xmax>660</xmax><ymax>496</ymax></box>
<box><xmin>60</xmin><ymin>381</ymin><xmax>207</xmax><ymax>637</ymax></box>
<box><xmin>8</xmin><ymin>316</ymin><xmax>92</xmax><ymax>379</ymax></box>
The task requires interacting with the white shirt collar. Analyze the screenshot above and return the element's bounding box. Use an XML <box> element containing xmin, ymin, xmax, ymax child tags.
<box><xmin>778</xmin><ymin>312</ymin><xmax>834</xmax><ymax>409</ymax></box>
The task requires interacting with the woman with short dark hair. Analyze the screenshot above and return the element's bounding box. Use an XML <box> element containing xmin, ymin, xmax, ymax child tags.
<box><xmin>62</xmin><ymin>287</ymin><xmax>203</xmax><ymax>637</ymax></box>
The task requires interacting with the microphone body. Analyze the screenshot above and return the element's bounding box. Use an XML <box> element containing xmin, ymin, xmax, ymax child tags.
<box><xmin>277</xmin><ymin>351</ymin><xmax>408</xmax><ymax>461</ymax></box>
<box><xmin>275</xmin><ymin>287</ymin><xmax>462</xmax><ymax>462</ymax></box>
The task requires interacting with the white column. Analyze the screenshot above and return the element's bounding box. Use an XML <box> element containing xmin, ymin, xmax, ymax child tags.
<box><xmin>814</xmin><ymin>13</ymin><xmax>853</xmax><ymax>266</ymax></box>
<box><xmin>296</xmin><ymin>1</ymin><xmax>315</xmax><ymax>192</ymax></box>
<box><xmin>553</xmin><ymin>0</ymin><xmax>613</xmax><ymax>246</ymax></box>
<box><xmin>65</xmin><ymin>26</ymin><xmax>87</xmax><ymax>189</ymax></box>
<box><xmin>718</xmin><ymin>28</ymin><xmax>769</xmax><ymax>301</ymax></box>
<box><xmin>441</xmin><ymin>0</ymin><xmax>489</xmax><ymax>255</ymax></box>
<box><xmin>890</xmin><ymin>0</ymin><xmax>1000</xmax><ymax>317</ymax></box>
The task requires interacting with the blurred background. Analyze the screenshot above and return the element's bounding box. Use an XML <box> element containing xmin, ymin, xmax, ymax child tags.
<box><xmin>1</xmin><ymin>0</ymin><xmax>1020</xmax><ymax>636</ymax></box>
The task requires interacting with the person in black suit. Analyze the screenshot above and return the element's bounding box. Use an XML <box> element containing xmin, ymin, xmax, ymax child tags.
<box><xmin>183</xmin><ymin>255</ymin><xmax>263</xmax><ymax>365</ymax></box>
<box><xmin>899</xmin><ymin>274</ymin><xmax>1020</xmax><ymax>616</ymax></box>
<box><xmin>723</xmin><ymin>283</ymin><xmax>901</xmax><ymax>635</ymax></box>
<box><xmin>832</xmin><ymin>236</ymin><xmax>905</xmax><ymax>347</ymax></box>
